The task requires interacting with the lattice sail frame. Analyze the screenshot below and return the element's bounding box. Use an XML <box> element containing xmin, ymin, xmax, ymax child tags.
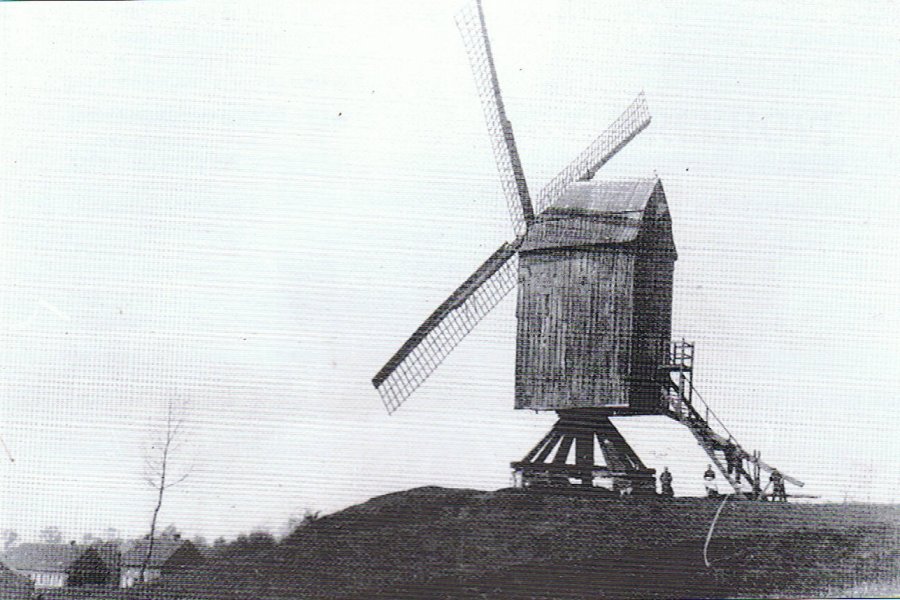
<box><xmin>535</xmin><ymin>93</ymin><xmax>651</xmax><ymax>213</ymax></box>
<box><xmin>456</xmin><ymin>0</ymin><xmax>533</xmax><ymax>237</ymax></box>
<box><xmin>373</xmin><ymin>243</ymin><xmax>519</xmax><ymax>413</ymax></box>
<box><xmin>372</xmin><ymin>1</ymin><xmax>653</xmax><ymax>415</ymax></box>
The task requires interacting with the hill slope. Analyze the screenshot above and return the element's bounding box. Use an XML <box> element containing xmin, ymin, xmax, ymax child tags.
<box><xmin>124</xmin><ymin>487</ymin><xmax>899</xmax><ymax>599</ymax></box>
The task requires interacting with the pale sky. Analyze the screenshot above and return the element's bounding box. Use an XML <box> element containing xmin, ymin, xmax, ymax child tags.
<box><xmin>1</xmin><ymin>0</ymin><xmax>898</xmax><ymax>542</ymax></box>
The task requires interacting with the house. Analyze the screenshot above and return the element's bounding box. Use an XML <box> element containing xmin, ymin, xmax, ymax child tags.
<box><xmin>0</xmin><ymin>559</ymin><xmax>34</xmax><ymax>599</ymax></box>
<box><xmin>87</xmin><ymin>541</ymin><xmax>122</xmax><ymax>587</ymax></box>
<box><xmin>1</xmin><ymin>543</ymin><xmax>110</xmax><ymax>589</ymax></box>
<box><xmin>119</xmin><ymin>537</ymin><xmax>203</xmax><ymax>588</ymax></box>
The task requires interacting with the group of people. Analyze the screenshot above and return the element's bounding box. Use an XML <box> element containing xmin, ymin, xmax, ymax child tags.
<box><xmin>657</xmin><ymin>463</ymin><xmax>787</xmax><ymax>501</ymax></box>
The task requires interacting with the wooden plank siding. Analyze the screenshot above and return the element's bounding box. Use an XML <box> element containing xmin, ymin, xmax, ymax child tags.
<box><xmin>514</xmin><ymin>179</ymin><xmax>676</xmax><ymax>412</ymax></box>
<box><xmin>629</xmin><ymin>254</ymin><xmax>674</xmax><ymax>411</ymax></box>
<box><xmin>628</xmin><ymin>188</ymin><xmax>676</xmax><ymax>411</ymax></box>
<box><xmin>515</xmin><ymin>249</ymin><xmax>635</xmax><ymax>409</ymax></box>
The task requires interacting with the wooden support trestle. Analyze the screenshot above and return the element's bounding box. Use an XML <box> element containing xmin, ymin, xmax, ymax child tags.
<box><xmin>511</xmin><ymin>409</ymin><xmax>656</xmax><ymax>493</ymax></box>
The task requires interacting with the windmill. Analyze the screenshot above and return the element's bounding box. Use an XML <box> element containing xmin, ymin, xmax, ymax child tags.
<box><xmin>373</xmin><ymin>0</ymin><xmax>802</xmax><ymax>497</ymax></box>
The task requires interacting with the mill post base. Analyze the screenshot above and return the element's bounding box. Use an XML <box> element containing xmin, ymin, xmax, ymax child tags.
<box><xmin>511</xmin><ymin>409</ymin><xmax>656</xmax><ymax>493</ymax></box>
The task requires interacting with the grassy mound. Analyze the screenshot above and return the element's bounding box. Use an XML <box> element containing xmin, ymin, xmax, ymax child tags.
<box><xmin>66</xmin><ymin>487</ymin><xmax>900</xmax><ymax>599</ymax></box>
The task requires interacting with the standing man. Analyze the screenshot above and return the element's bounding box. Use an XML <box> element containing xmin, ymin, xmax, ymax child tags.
<box><xmin>659</xmin><ymin>467</ymin><xmax>674</xmax><ymax>498</ymax></box>
<box><xmin>770</xmin><ymin>469</ymin><xmax>787</xmax><ymax>502</ymax></box>
<box><xmin>723</xmin><ymin>441</ymin><xmax>740</xmax><ymax>481</ymax></box>
<box><xmin>703</xmin><ymin>464</ymin><xmax>718</xmax><ymax>498</ymax></box>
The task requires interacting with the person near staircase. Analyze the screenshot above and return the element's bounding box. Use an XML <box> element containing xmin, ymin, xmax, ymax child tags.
<box><xmin>752</xmin><ymin>476</ymin><xmax>762</xmax><ymax>500</ymax></box>
<box><xmin>723</xmin><ymin>441</ymin><xmax>741</xmax><ymax>481</ymax></box>
<box><xmin>769</xmin><ymin>469</ymin><xmax>787</xmax><ymax>502</ymax></box>
<box><xmin>659</xmin><ymin>467</ymin><xmax>674</xmax><ymax>497</ymax></box>
<box><xmin>703</xmin><ymin>464</ymin><xmax>718</xmax><ymax>498</ymax></box>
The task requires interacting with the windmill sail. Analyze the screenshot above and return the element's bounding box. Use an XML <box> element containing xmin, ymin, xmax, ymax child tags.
<box><xmin>535</xmin><ymin>92</ymin><xmax>651</xmax><ymax>213</ymax></box>
<box><xmin>373</xmin><ymin>241</ymin><xmax>520</xmax><ymax>413</ymax></box>
<box><xmin>456</xmin><ymin>0</ymin><xmax>533</xmax><ymax>237</ymax></box>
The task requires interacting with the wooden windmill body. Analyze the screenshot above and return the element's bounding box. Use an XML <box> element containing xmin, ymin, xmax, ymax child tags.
<box><xmin>373</xmin><ymin>0</ymin><xmax>802</xmax><ymax>496</ymax></box>
<box><xmin>516</xmin><ymin>178</ymin><xmax>676</xmax><ymax>413</ymax></box>
<box><xmin>510</xmin><ymin>179</ymin><xmax>676</xmax><ymax>490</ymax></box>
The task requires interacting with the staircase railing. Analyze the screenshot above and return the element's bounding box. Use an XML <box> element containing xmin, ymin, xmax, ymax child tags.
<box><xmin>662</xmin><ymin>340</ymin><xmax>804</xmax><ymax>495</ymax></box>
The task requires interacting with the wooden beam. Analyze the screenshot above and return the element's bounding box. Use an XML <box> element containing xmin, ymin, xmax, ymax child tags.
<box><xmin>510</xmin><ymin>462</ymin><xmax>655</xmax><ymax>478</ymax></box>
<box><xmin>533</xmin><ymin>430</ymin><xmax>563</xmax><ymax>464</ymax></box>
<box><xmin>522</xmin><ymin>428</ymin><xmax>559</xmax><ymax>463</ymax></box>
<box><xmin>553</xmin><ymin>434</ymin><xmax>575</xmax><ymax>465</ymax></box>
<box><xmin>574</xmin><ymin>430</ymin><xmax>594</xmax><ymax>469</ymax></box>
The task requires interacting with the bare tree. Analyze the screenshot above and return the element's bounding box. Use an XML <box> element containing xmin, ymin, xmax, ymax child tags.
<box><xmin>140</xmin><ymin>397</ymin><xmax>191</xmax><ymax>583</ymax></box>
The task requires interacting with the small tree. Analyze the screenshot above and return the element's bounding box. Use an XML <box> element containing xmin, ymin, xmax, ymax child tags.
<box><xmin>280</xmin><ymin>509</ymin><xmax>321</xmax><ymax>540</ymax></box>
<box><xmin>2</xmin><ymin>529</ymin><xmax>18</xmax><ymax>550</ymax></box>
<box><xmin>140</xmin><ymin>397</ymin><xmax>192</xmax><ymax>583</ymax></box>
<box><xmin>39</xmin><ymin>527</ymin><xmax>63</xmax><ymax>544</ymax></box>
<box><xmin>224</xmin><ymin>531</ymin><xmax>276</xmax><ymax>558</ymax></box>
<box><xmin>160</xmin><ymin>524</ymin><xmax>181</xmax><ymax>540</ymax></box>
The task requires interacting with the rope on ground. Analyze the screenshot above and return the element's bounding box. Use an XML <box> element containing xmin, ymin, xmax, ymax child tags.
<box><xmin>703</xmin><ymin>492</ymin><xmax>731</xmax><ymax>568</ymax></box>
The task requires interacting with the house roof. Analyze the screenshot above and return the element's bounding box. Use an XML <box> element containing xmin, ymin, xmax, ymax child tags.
<box><xmin>2</xmin><ymin>543</ymin><xmax>84</xmax><ymax>573</ymax></box>
<box><xmin>121</xmin><ymin>539</ymin><xmax>192</xmax><ymax>568</ymax></box>
<box><xmin>89</xmin><ymin>541</ymin><xmax>121</xmax><ymax>570</ymax></box>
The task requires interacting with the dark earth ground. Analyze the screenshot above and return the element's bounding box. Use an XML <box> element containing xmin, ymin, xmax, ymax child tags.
<box><xmin>23</xmin><ymin>487</ymin><xmax>900</xmax><ymax>599</ymax></box>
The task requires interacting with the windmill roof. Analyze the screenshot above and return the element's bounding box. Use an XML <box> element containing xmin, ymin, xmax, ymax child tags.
<box><xmin>545</xmin><ymin>176</ymin><xmax>660</xmax><ymax>215</ymax></box>
<box><xmin>2</xmin><ymin>543</ymin><xmax>84</xmax><ymax>573</ymax></box>
<box><xmin>522</xmin><ymin>176</ymin><xmax>674</xmax><ymax>253</ymax></box>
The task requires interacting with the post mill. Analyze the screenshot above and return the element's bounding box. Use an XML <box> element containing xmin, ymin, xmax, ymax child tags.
<box><xmin>372</xmin><ymin>0</ymin><xmax>802</xmax><ymax>499</ymax></box>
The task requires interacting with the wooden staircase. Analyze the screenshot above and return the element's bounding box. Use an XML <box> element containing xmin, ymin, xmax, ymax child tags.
<box><xmin>660</xmin><ymin>341</ymin><xmax>803</xmax><ymax>498</ymax></box>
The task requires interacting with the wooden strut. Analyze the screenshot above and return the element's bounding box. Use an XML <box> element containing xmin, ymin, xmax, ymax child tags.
<box><xmin>511</xmin><ymin>409</ymin><xmax>656</xmax><ymax>492</ymax></box>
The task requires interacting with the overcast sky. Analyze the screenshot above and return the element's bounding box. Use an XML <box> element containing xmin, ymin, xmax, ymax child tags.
<box><xmin>1</xmin><ymin>0</ymin><xmax>898</xmax><ymax>542</ymax></box>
